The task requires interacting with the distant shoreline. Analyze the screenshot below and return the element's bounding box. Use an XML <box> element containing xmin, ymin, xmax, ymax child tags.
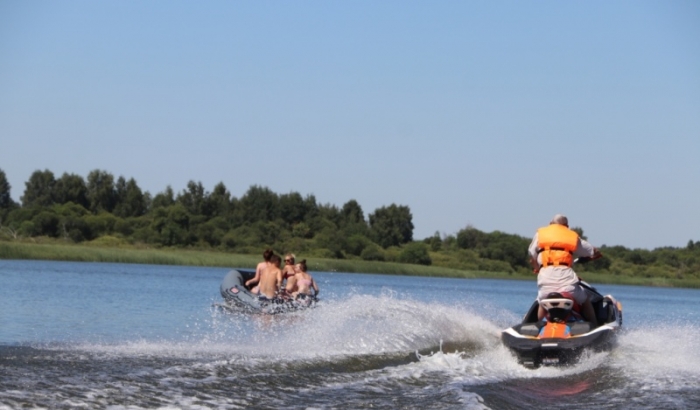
<box><xmin>1</xmin><ymin>241</ymin><xmax>699</xmax><ymax>289</ymax></box>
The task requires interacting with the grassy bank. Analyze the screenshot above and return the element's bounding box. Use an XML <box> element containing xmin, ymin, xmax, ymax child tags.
<box><xmin>0</xmin><ymin>240</ymin><xmax>488</xmax><ymax>278</ymax></box>
<box><xmin>2</xmin><ymin>240</ymin><xmax>700</xmax><ymax>288</ymax></box>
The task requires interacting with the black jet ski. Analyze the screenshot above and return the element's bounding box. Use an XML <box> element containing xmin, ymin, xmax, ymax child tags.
<box><xmin>501</xmin><ymin>280</ymin><xmax>622</xmax><ymax>368</ymax></box>
<box><xmin>217</xmin><ymin>269</ymin><xmax>317</xmax><ymax>314</ymax></box>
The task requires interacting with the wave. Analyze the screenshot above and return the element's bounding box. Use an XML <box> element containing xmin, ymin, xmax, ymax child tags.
<box><xmin>30</xmin><ymin>293</ymin><xmax>700</xmax><ymax>386</ymax></box>
<box><xmin>6</xmin><ymin>294</ymin><xmax>700</xmax><ymax>409</ymax></box>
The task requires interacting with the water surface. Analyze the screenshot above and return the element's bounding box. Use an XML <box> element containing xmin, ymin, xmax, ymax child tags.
<box><xmin>2</xmin><ymin>260</ymin><xmax>699</xmax><ymax>409</ymax></box>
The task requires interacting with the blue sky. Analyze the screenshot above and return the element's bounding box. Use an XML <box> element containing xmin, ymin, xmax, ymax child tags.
<box><xmin>1</xmin><ymin>1</ymin><xmax>699</xmax><ymax>249</ymax></box>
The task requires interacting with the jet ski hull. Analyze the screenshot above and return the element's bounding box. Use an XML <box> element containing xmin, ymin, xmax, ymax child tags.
<box><xmin>501</xmin><ymin>282</ymin><xmax>622</xmax><ymax>368</ymax></box>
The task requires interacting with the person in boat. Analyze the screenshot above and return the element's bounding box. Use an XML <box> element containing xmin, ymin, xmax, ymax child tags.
<box><xmin>257</xmin><ymin>254</ymin><xmax>284</xmax><ymax>300</ymax></box>
<box><xmin>288</xmin><ymin>259</ymin><xmax>318</xmax><ymax>299</ymax></box>
<box><xmin>528</xmin><ymin>214</ymin><xmax>602</xmax><ymax>326</ymax></box>
<box><xmin>282</xmin><ymin>253</ymin><xmax>296</xmax><ymax>281</ymax></box>
<box><xmin>273</xmin><ymin>253</ymin><xmax>297</xmax><ymax>299</ymax></box>
<box><xmin>245</xmin><ymin>248</ymin><xmax>274</xmax><ymax>294</ymax></box>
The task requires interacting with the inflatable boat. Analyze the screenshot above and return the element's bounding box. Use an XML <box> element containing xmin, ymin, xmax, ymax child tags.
<box><xmin>501</xmin><ymin>281</ymin><xmax>622</xmax><ymax>368</ymax></box>
<box><xmin>217</xmin><ymin>269</ymin><xmax>317</xmax><ymax>314</ymax></box>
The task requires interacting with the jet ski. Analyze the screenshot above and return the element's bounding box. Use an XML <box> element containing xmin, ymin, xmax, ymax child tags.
<box><xmin>217</xmin><ymin>269</ymin><xmax>317</xmax><ymax>314</ymax></box>
<box><xmin>501</xmin><ymin>280</ymin><xmax>622</xmax><ymax>368</ymax></box>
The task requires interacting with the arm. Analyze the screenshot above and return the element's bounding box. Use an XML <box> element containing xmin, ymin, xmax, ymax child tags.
<box><xmin>245</xmin><ymin>270</ymin><xmax>261</xmax><ymax>287</ymax></box>
<box><xmin>574</xmin><ymin>238</ymin><xmax>599</xmax><ymax>259</ymax></box>
<box><xmin>312</xmin><ymin>278</ymin><xmax>319</xmax><ymax>295</ymax></box>
<box><xmin>528</xmin><ymin>234</ymin><xmax>540</xmax><ymax>274</ymax></box>
<box><xmin>275</xmin><ymin>270</ymin><xmax>283</xmax><ymax>292</ymax></box>
<box><xmin>530</xmin><ymin>256</ymin><xmax>540</xmax><ymax>274</ymax></box>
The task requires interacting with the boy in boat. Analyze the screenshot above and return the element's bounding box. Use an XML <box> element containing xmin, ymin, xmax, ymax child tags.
<box><xmin>528</xmin><ymin>214</ymin><xmax>602</xmax><ymax>326</ymax></box>
<box><xmin>258</xmin><ymin>254</ymin><xmax>283</xmax><ymax>300</ymax></box>
<box><xmin>245</xmin><ymin>248</ymin><xmax>274</xmax><ymax>294</ymax></box>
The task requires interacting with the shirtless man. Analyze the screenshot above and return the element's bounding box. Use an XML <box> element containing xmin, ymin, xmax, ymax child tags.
<box><xmin>245</xmin><ymin>248</ymin><xmax>274</xmax><ymax>293</ymax></box>
<box><xmin>258</xmin><ymin>254</ymin><xmax>283</xmax><ymax>299</ymax></box>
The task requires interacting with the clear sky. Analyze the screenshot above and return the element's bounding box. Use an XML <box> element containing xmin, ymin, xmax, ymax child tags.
<box><xmin>1</xmin><ymin>1</ymin><xmax>699</xmax><ymax>250</ymax></box>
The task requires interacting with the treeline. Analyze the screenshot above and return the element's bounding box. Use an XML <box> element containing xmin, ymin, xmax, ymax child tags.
<box><xmin>0</xmin><ymin>168</ymin><xmax>419</xmax><ymax>261</ymax></box>
<box><xmin>1</xmin><ymin>168</ymin><xmax>700</xmax><ymax>280</ymax></box>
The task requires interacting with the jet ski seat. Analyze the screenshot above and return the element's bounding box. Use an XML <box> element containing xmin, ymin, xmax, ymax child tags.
<box><xmin>540</xmin><ymin>295</ymin><xmax>576</xmax><ymax>323</ymax></box>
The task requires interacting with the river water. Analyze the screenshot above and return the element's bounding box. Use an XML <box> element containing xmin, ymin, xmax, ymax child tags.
<box><xmin>1</xmin><ymin>259</ymin><xmax>699</xmax><ymax>409</ymax></box>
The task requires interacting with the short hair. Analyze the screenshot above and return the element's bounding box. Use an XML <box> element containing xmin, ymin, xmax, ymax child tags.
<box><xmin>263</xmin><ymin>248</ymin><xmax>274</xmax><ymax>261</ymax></box>
<box><xmin>550</xmin><ymin>214</ymin><xmax>569</xmax><ymax>226</ymax></box>
<box><xmin>270</xmin><ymin>254</ymin><xmax>281</xmax><ymax>265</ymax></box>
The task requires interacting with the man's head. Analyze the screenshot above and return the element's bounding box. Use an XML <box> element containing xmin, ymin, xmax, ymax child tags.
<box><xmin>550</xmin><ymin>214</ymin><xmax>569</xmax><ymax>227</ymax></box>
<box><xmin>263</xmin><ymin>248</ymin><xmax>274</xmax><ymax>261</ymax></box>
<box><xmin>270</xmin><ymin>254</ymin><xmax>281</xmax><ymax>267</ymax></box>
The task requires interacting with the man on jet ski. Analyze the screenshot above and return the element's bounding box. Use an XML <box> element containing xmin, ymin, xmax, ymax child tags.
<box><xmin>528</xmin><ymin>214</ymin><xmax>602</xmax><ymax>327</ymax></box>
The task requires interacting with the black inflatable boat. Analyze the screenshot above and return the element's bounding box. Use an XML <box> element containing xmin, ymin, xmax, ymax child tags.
<box><xmin>217</xmin><ymin>269</ymin><xmax>317</xmax><ymax>314</ymax></box>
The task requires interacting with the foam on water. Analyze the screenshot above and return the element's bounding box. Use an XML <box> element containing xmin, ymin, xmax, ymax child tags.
<box><xmin>68</xmin><ymin>292</ymin><xmax>503</xmax><ymax>362</ymax></box>
<box><xmin>610</xmin><ymin>324</ymin><xmax>700</xmax><ymax>391</ymax></box>
<box><xmin>42</xmin><ymin>290</ymin><xmax>700</xmax><ymax>384</ymax></box>
<box><xmin>6</xmin><ymin>292</ymin><xmax>700</xmax><ymax>409</ymax></box>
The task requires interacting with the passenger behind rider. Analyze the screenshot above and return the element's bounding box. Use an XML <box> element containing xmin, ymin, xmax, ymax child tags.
<box><xmin>257</xmin><ymin>254</ymin><xmax>283</xmax><ymax>299</ymax></box>
<box><xmin>528</xmin><ymin>214</ymin><xmax>602</xmax><ymax>327</ymax></box>
<box><xmin>245</xmin><ymin>248</ymin><xmax>274</xmax><ymax>294</ymax></box>
<box><xmin>287</xmin><ymin>259</ymin><xmax>318</xmax><ymax>299</ymax></box>
<box><xmin>282</xmin><ymin>253</ymin><xmax>296</xmax><ymax>284</ymax></box>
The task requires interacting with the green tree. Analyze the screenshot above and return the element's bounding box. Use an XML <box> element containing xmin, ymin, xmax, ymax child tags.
<box><xmin>53</xmin><ymin>173</ymin><xmax>89</xmax><ymax>208</ymax></box>
<box><xmin>86</xmin><ymin>169</ymin><xmax>116</xmax><ymax>213</ymax></box>
<box><xmin>456</xmin><ymin>226</ymin><xmax>487</xmax><ymax>249</ymax></box>
<box><xmin>398</xmin><ymin>242</ymin><xmax>432</xmax><ymax>265</ymax></box>
<box><xmin>177</xmin><ymin>181</ymin><xmax>207</xmax><ymax>216</ymax></box>
<box><xmin>30</xmin><ymin>210</ymin><xmax>60</xmax><ymax>237</ymax></box>
<box><xmin>309</xmin><ymin>202</ymin><xmax>339</xmax><ymax>235</ymax></box>
<box><xmin>345</xmin><ymin>234</ymin><xmax>372</xmax><ymax>256</ymax></box>
<box><xmin>114</xmin><ymin>177</ymin><xmax>147</xmax><ymax>218</ymax></box>
<box><xmin>196</xmin><ymin>217</ymin><xmax>227</xmax><ymax>247</ymax></box>
<box><xmin>476</xmin><ymin>231</ymin><xmax>530</xmax><ymax>269</ymax></box>
<box><xmin>339</xmin><ymin>199</ymin><xmax>369</xmax><ymax>238</ymax></box>
<box><xmin>368</xmin><ymin>204</ymin><xmax>414</xmax><ymax>248</ymax></box>
<box><xmin>150</xmin><ymin>204</ymin><xmax>192</xmax><ymax>246</ymax></box>
<box><xmin>425</xmin><ymin>231</ymin><xmax>442</xmax><ymax>251</ymax></box>
<box><xmin>279</xmin><ymin>191</ymin><xmax>308</xmax><ymax>227</ymax></box>
<box><xmin>313</xmin><ymin>225</ymin><xmax>346</xmax><ymax>258</ymax></box>
<box><xmin>84</xmin><ymin>212</ymin><xmax>118</xmax><ymax>237</ymax></box>
<box><xmin>360</xmin><ymin>243</ymin><xmax>385</xmax><ymax>261</ymax></box>
<box><xmin>571</xmin><ymin>226</ymin><xmax>587</xmax><ymax>241</ymax></box>
<box><xmin>205</xmin><ymin>182</ymin><xmax>231</xmax><ymax>218</ymax></box>
<box><xmin>54</xmin><ymin>202</ymin><xmax>92</xmax><ymax>241</ymax></box>
<box><xmin>302</xmin><ymin>194</ymin><xmax>320</xmax><ymax>223</ymax></box>
<box><xmin>152</xmin><ymin>186</ymin><xmax>175</xmax><ymax>209</ymax></box>
<box><xmin>239</xmin><ymin>185</ymin><xmax>279</xmax><ymax>224</ymax></box>
<box><xmin>0</xmin><ymin>168</ymin><xmax>16</xmax><ymax>210</ymax></box>
<box><xmin>21</xmin><ymin>169</ymin><xmax>56</xmax><ymax>207</ymax></box>
<box><xmin>340</xmin><ymin>199</ymin><xmax>365</xmax><ymax>226</ymax></box>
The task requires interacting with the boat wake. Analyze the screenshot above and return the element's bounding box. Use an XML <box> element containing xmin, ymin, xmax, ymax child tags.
<box><xmin>5</xmin><ymin>294</ymin><xmax>700</xmax><ymax>409</ymax></box>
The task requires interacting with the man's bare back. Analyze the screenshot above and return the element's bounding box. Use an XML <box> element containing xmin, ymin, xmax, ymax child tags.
<box><xmin>245</xmin><ymin>248</ymin><xmax>275</xmax><ymax>293</ymax></box>
<box><xmin>258</xmin><ymin>255</ymin><xmax>282</xmax><ymax>298</ymax></box>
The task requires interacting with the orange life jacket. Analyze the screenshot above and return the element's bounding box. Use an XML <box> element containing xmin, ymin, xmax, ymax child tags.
<box><xmin>537</xmin><ymin>224</ymin><xmax>578</xmax><ymax>267</ymax></box>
